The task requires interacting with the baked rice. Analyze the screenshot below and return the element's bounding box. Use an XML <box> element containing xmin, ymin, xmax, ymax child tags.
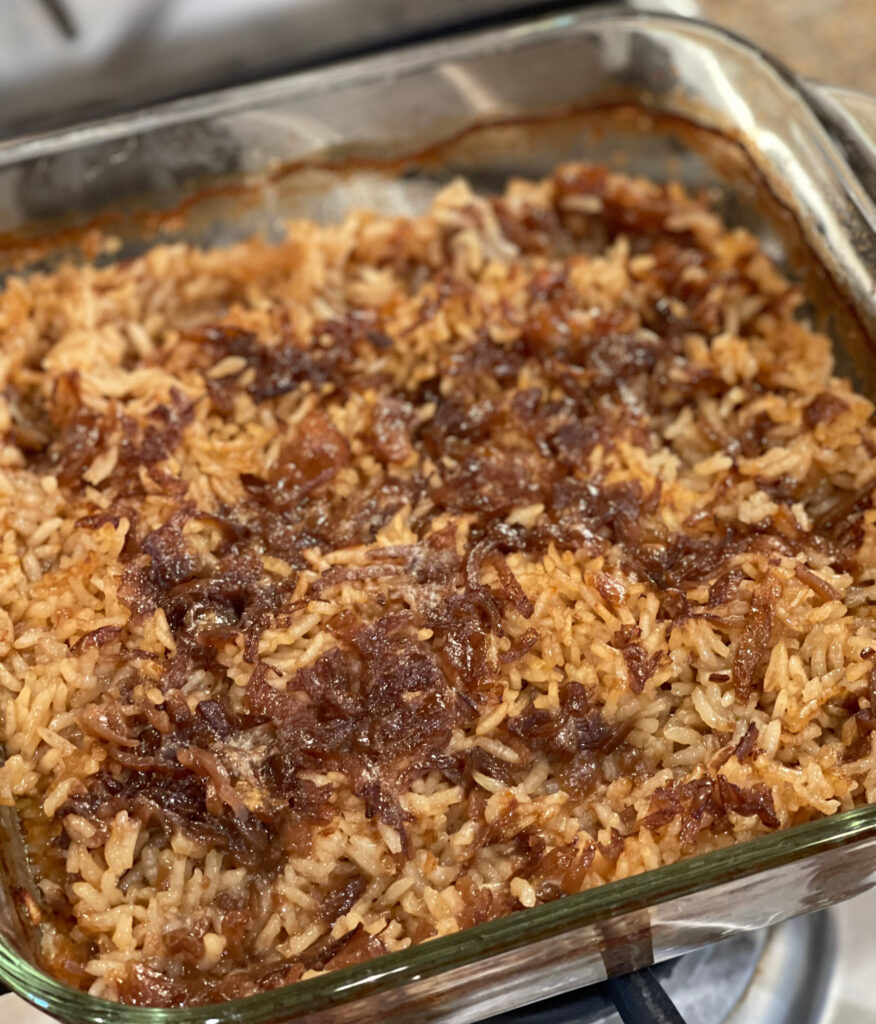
<box><xmin>0</xmin><ymin>163</ymin><xmax>875</xmax><ymax>1005</ymax></box>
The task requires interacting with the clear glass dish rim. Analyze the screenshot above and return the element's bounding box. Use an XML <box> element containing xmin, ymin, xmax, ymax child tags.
<box><xmin>0</xmin><ymin>4</ymin><xmax>873</xmax><ymax>173</ymax></box>
<box><xmin>0</xmin><ymin>6</ymin><xmax>874</xmax><ymax>1021</ymax></box>
<box><xmin>4</xmin><ymin>807</ymin><xmax>876</xmax><ymax>1021</ymax></box>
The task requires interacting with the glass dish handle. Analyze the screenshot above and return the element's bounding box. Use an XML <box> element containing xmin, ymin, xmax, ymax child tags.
<box><xmin>801</xmin><ymin>81</ymin><xmax>876</xmax><ymax>208</ymax></box>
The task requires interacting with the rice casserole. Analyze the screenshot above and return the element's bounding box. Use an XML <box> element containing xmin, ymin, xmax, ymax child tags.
<box><xmin>0</xmin><ymin>163</ymin><xmax>875</xmax><ymax>1006</ymax></box>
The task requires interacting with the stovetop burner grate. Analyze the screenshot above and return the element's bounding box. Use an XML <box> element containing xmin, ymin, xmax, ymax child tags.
<box><xmin>485</xmin><ymin>910</ymin><xmax>835</xmax><ymax>1024</ymax></box>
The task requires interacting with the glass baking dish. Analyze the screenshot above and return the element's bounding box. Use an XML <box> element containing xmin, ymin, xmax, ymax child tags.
<box><xmin>0</xmin><ymin>7</ymin><xmax>875</xmax><ymax>1022</ymax></box>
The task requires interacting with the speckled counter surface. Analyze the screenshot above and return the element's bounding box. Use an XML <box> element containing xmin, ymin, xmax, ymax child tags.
<box><xmin>697</xmin><ymin>0</ymin><xmax>874</xmax><ymax>93</ymax></box>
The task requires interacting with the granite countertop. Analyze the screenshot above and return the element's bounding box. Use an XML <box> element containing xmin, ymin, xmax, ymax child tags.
<box><xmin>697</xmin><ymin>0</ymin><xmax>875</xmax><ymax>93</ymax></box>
